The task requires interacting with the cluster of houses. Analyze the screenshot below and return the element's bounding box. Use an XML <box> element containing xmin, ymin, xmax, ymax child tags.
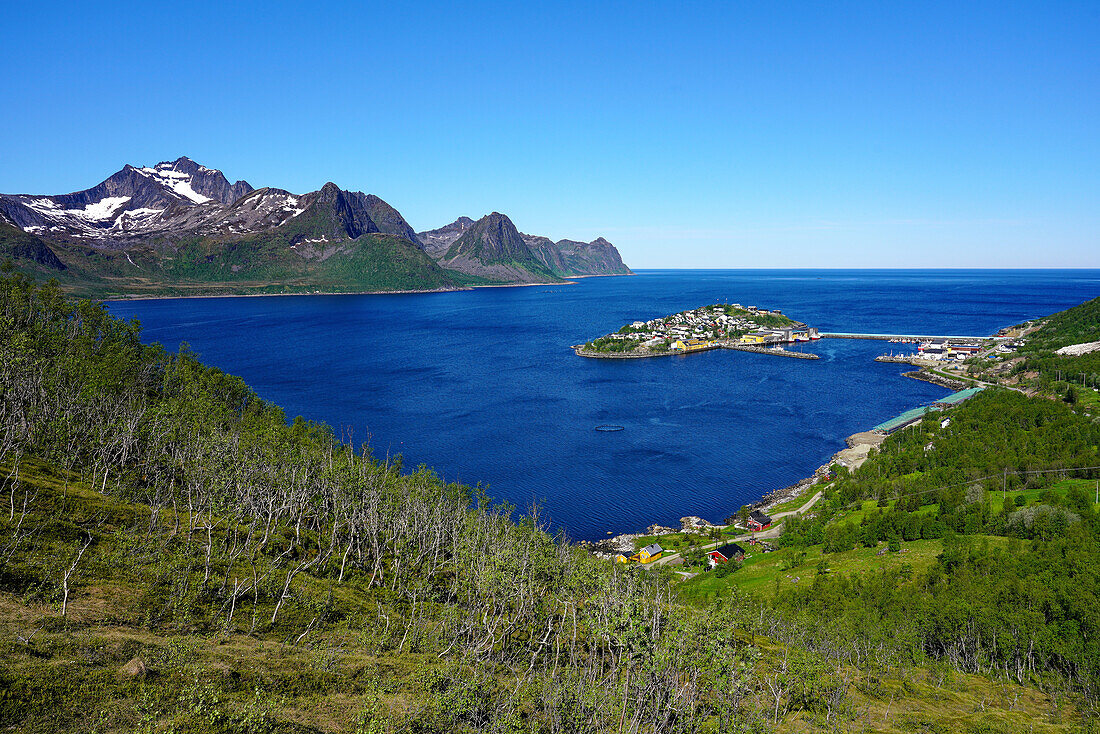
<box><xmin>916</xmin><ymin>339</ymin><xmax>987</xmax><ymax>361</ymax></box>
<box><xmin>615</xmin><ymin>541</ymin><xmax>749</xmax><ymax>568</ymax></box>
<box><xmin>614</xmin><ymin>509</ymin><xmax>776</xmax><ymax>569</ymax></box>
<box><xmin>615</xmin><ymin>543</ymin><xmax>665</xmax><ymax>564</ymax></box>
<box><xmin>599</xmin><ymin>304</ymin><xmax>818</xmax><ymax>352</ymax></box>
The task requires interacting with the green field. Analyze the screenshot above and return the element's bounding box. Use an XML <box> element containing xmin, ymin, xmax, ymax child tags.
<box><xmin>678</xmin><ymin>537</ymin><xmax>980</xmax><ymax>604</ymax></box>
<box><xmin>632</xmin><ymin>530</ymin><xmax>720</xmax><ymax>553</ymax></box>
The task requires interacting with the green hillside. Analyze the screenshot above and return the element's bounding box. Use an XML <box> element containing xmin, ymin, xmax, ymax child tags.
<box><xmin>0</xmin><ymin>273</ymin><xmax>1095</xmax><ymax>732</ymax></box>
<box><xmin>683</xmin><ymin>389</ymin><xmax>1100</xmax><ymax>700</ymax></box>
<box><xmin>966</xmin><ymin>295</ymin><xmax>1100</xmax><ymax>401</ymax></box>
<box><xmin>15</xmin><ymin>228</ymin><xmax>462</xmax><ymax>299</ymax></box>
<box><xmin>1024</xmin><ymin>296</ymin><xmax>1100</xmax><ymax>351</ymax></box>
<box><xmin>0</xmin><ymin>221</ymin><xmax>67</xmax><ymax>272</ymax></box>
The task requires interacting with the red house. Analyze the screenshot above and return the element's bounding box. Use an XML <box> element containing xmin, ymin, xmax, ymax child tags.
<box><xmin>747</xmin><ymin>510</ymin><xmax>773</xmax><ymax>532</ymax></box>
<box><xmin>709</xmin><ymin>543</ymin><xmax>746</xmax><ymax>565</ymax></box>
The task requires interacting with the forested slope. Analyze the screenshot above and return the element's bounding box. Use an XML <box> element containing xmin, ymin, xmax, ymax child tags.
<box><xmin>1023</xmin><ymin>296</ymin><xmax>1100</xmax><ymax>352</ymax></box>
<box><xmin>0</xmin><ymin>271</ymin><xmax>1094</xmax><ymax>732</ymax></box>
<box><xmin>689</xmin><ymin>388</ymin><xmax>1100</xmax><ymax>702</ymax></box>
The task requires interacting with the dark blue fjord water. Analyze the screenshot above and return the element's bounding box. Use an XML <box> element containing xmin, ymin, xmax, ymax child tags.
<box><xmin>108</xmin><ymin>270</ymin><xmax>1100</xmax><ymax>540</ymax></box>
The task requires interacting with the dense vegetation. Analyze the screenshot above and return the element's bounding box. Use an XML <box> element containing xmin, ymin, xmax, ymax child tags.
<box><xmin>584</xmin><ymin>335</ymin><xmax>641</xmax><ymax>353</ymax></box>
<box><xmin>716</xmin><ymin>389</ymin><xmax>1100</xmax><ymax>697</ymax></box>
<box><xmin>715</xmin><ymin>305</ymin><xmax>794</xmax><ymax>330</ymax></box>
<box><xmin>1</xmin><ymin>272</ymin><xmax>1095</xmax><ymax>732</ymax></box>
<box><xmin>1022</xmin><ymin>297</ymin><xmax>1100</xmax><ymax>352</ymax></box>
<box><xmin>996</xmin><ymin>296</ymin><xmax>1100</xmax><ymax>397</ymax></box>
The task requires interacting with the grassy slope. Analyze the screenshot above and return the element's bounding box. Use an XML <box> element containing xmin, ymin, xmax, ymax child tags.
<box><xmin>1</xmin><ymin>458</ymin><xmax>1083</xmax><ymax>734</ymax></box>
<box><xmin>36</xmin><ymin>230</ymin><xmax>464</xmax><ymax>299</ymax></box>
<box><xmin>0</xmin><ymin>460</ymin><xmax>437</xmax><ymax>733</ymax></box>
<box><xmin>679</xmin><ymin>469</ymin><xmax>1100</xmax><ymax>605</ymax></box>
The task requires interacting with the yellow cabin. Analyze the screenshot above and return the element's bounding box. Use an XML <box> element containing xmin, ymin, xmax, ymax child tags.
<box><xmin>614</xmin><ymin>553</ymin><xmax>631</xmax><ymax>564</ymax></box>
<box><xmin>634</xmin><ymin>544</ymin><xmax>664</xmax><ymax>564</ymax></box>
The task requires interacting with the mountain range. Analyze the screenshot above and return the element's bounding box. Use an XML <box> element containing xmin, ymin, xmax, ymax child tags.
<box><xmin>0</xmin><ymin>157</ymin><xmax>631</xmax><ymax>297</ymax></box>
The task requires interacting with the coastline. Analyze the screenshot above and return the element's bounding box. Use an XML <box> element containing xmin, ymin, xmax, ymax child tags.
<box><xmin>573</xmin><ymin>342</ymin><xmax>819</xmax><ymax>360</ymax></box>
<box><xmin>583</xmin><ymin>425</ymin><xmax>880</xmax><ymax>557</ymax></box>
<box><xmin>100</xmin><ymin>271</ymin><xmax>634</xmax><ymax>302</ymax></box>
<box><xmin>103</xmin><ymin>285</ymin><xmax>474</xmax><ymax>302</ymax></box>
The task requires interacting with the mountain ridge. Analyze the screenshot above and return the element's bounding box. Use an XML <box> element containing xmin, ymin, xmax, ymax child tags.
<box><xmin>0</xmin><ymin>158</ymin><xmax>632</xmax><ymax>296</ymax></box>
<box><xmin>420</xmin><ymin>215</ymin><xmax>632</xmax><ymax>280</ymax></box>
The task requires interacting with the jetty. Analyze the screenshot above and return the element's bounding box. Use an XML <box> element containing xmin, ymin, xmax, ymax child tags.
<box><xmin>722</xmin><ymin>344</ymin><xmax>819</xmax><ymax>359</ymax></box>
<box><xmin>821</xmin><ymin>332</ymin><xmax>1007</xmax><ymax>343</ymax></box>
<box><xmin>874</xmin><ymin>354</ymin><xmax>929</xmax><ymax>365</ymax></box>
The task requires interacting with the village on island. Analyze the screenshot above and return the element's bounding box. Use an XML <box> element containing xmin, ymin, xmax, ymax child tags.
<box><xmin>574</xmin><ymin>303</ymin><xmax>822</xmax><ymax>359</ymax></box>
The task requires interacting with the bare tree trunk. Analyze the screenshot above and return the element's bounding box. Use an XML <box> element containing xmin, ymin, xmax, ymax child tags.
<box><xmin>61</xmin><ymin>534</ymin><xmax>92</xmax><ymax>617</ymax></box>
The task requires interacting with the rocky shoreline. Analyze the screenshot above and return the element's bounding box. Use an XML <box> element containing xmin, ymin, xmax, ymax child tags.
<box><xmin>903</xmin><ymin>369</ymin><xmax>972</xmax><ymax>390</ymax></box>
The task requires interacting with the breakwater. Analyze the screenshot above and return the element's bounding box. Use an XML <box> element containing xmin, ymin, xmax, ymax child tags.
<box><xmin>822</xmin><ymin>333</ymin><xmax>1002</xmax><ymax>343</ymax></box>
<box><xmin>874</xmin><ymin>355</ymin><xmax>924</xmax><ymax>365</ymax></box>
<box><xmin>903</xmin><ymin>370</ymin><xmax>972</xmax><ymax>390</ymax></box>
<box><xmin>722</xmin><ymin>344</ymin><xmax>820</xmax><ymax>359</ymax></box>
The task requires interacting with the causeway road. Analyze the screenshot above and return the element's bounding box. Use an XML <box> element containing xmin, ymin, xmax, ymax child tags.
<box><xmin>648</xmin><ymin>490</ymin><xmax>823</xmax><ymax>568</ymax></box>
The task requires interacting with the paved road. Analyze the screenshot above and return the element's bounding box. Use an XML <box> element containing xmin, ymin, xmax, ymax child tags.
<box><xmin>648</xmin><ymin>490</ymin><xmax>822</xmax><ymax>568</ymax></box>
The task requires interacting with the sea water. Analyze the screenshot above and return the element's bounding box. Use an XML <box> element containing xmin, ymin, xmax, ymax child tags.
<box><xmin>108</xmin><ymin>269</ymin><xmax>1100</xmax><ymax>539</ymax></box>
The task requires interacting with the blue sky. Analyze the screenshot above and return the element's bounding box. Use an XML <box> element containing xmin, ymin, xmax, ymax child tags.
<box><xmin>2</xmin><ymin>1</ymin><xmax>1097</xmax><ymax>267</ymax></box>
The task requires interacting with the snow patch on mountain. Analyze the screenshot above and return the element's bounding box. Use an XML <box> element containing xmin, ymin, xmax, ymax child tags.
<box><xmin>136</xmin><ymin>164</ymin><xmax>212</xmax><ymax>204</ymax></box>
<box><xmin>80</xmin><ymin>196</ymin><xmax>132</xmax><ymax>220</ymax></box>
<box><xmin>27</xmin><ymin>198</ymin><xmax>61</xmax><ymax>212</ymax></box>
<box><xmin>27</xmin><ymin>195</ymin><xmax>131</xmax><ymax>222</ymax></box>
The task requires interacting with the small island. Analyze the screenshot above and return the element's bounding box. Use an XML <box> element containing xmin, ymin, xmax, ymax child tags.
<box><xmin>575</xmin><ymin>303</ymin><xmax>820</xmax><ymax>359</ymax></box>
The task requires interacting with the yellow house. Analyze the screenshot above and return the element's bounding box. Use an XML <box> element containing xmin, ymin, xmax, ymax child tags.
<box><xmin>633</xmin><ymin>543</ymin><xmax>664</xmax><ymax>564</ymax></box>
<box><xmin>614</xmin><ymin>553</ymin><xmax>631</xmax><ymax>564</ymax></box>
<box><xmin>670</xmin><ymin>340</ymin><xmax>688</xmax><ymax>351</ymax></box>
<box><xmin>685</xmin><ymin>338</ymin><xmax>711</xmax><ymax>349</ymax></box>
<box><xmin>741</xmin><ymin>332</ymin><xmax>769</xmax><ymax>344</ymax></box>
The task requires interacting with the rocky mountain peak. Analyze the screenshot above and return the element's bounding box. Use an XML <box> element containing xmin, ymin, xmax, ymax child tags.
<box><xmin>358</xmin><ymin>193</ymin><xmax>423</xmax><ymax>248</ymax></box>
<box><xmin>445</xmin><ymin>212</ymin><xmax>529</xmax><ymax>262</ymax></box>
<box><xmin>124</xmin><ymin>157</ymin><xmax>253</xmax><ymax>207</ymax></box>
<box><xmin>416</xmin><ymin>215</ymin><xmax>479</xmax><ymax>257</ymax></box>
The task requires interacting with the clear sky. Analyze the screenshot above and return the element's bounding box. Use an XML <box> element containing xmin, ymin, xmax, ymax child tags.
<box><xmin>2</xmin><ymin>1</ymin><xmax>1097</xmax><ymax>268</ymax></box>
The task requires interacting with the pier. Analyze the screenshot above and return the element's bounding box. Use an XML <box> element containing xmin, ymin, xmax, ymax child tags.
<box><xmin>821</xmin><ymin>332</ymin><xmax>1006</xmax><ymax>343</ymax></box>
<box><xmin>722</xmin><ymin>344</ymin><xmax>819</xmax><ymax>359</ymax></box>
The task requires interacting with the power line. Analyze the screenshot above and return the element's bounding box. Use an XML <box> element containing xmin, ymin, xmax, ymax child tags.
<box><xmin>805</xmin><ymin>464</ymin><xmax>1100</xmax><ymax>515</ymax></box>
